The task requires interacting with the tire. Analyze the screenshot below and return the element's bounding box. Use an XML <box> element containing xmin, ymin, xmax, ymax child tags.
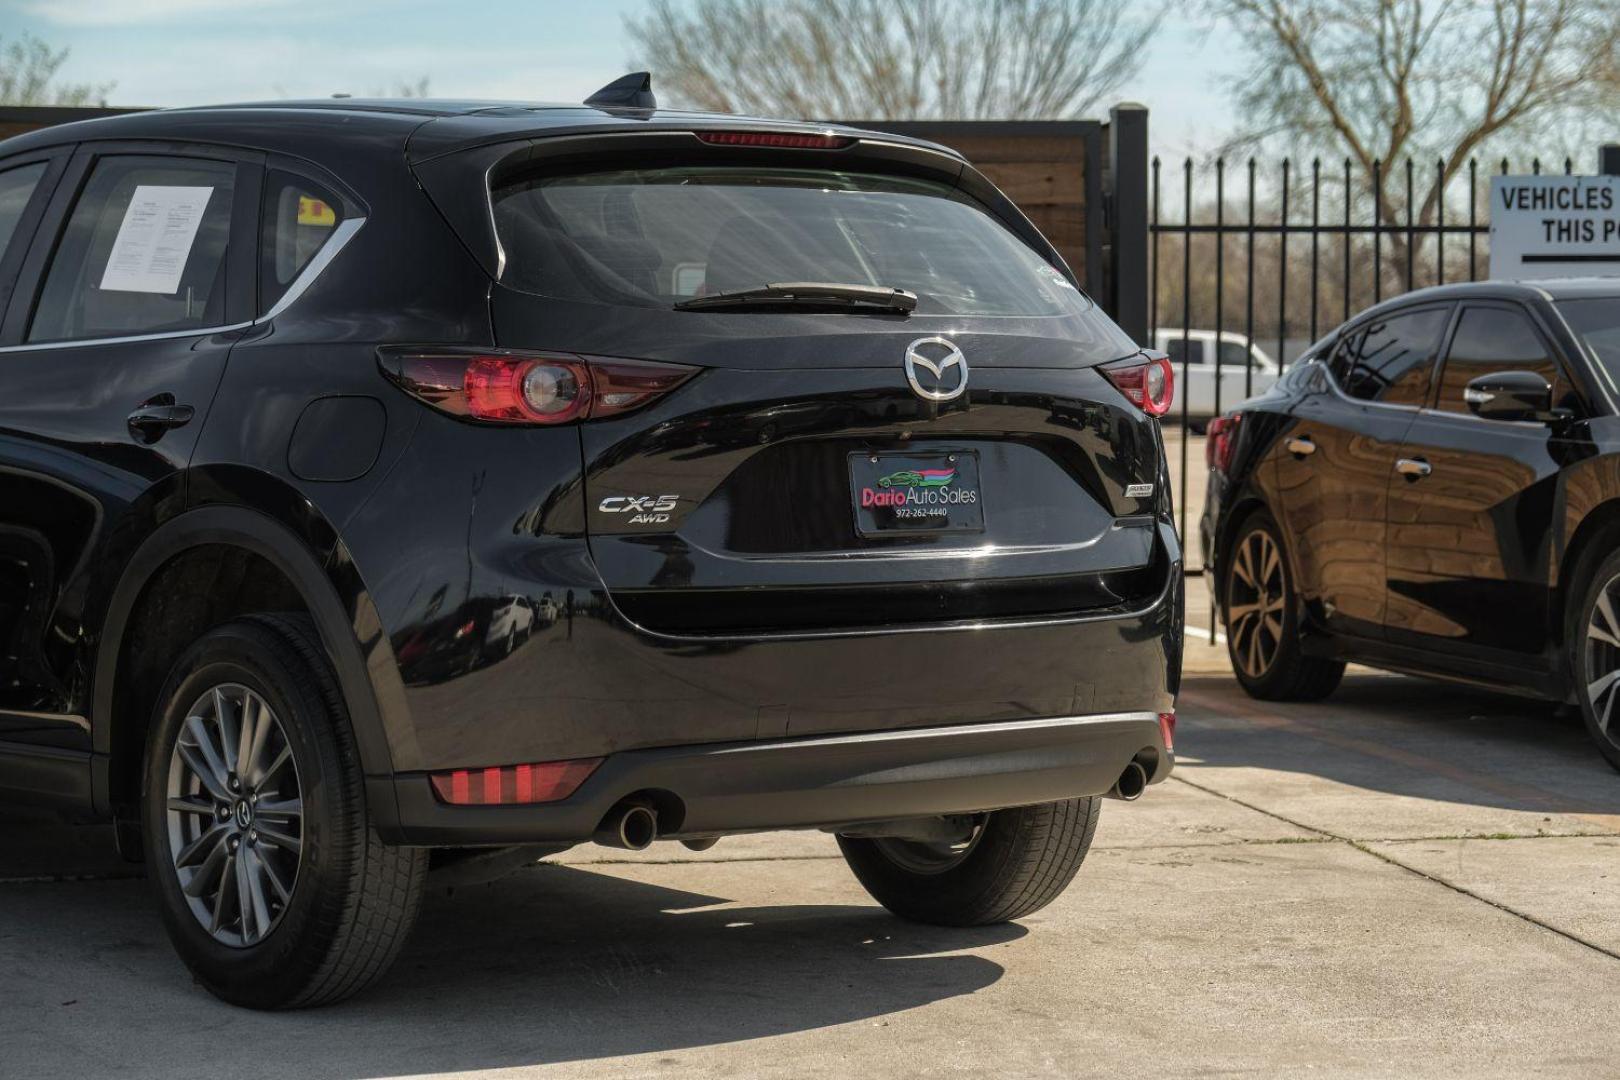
<box><xmin>837</xmin><ymin>798</ymin><xmax>1102</xmax><ymax>926</ymax></box>
<box><xmin>1568</xmin><ymin>547</ymin><xmax>1620</xmax><ymax>773</ymax></box>
<box><xmin>1223</xmin><ymin>509</ymin><xmax>1344</xmax><ymax>701</ymax></box>
<box><xmin>140</xmin><ymin>614</ymin><xmax>427</xmax><ymax>1009</ymax></box>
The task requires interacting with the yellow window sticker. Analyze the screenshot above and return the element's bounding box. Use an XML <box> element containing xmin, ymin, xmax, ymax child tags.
<box><xmin>297</xmin><ymin>196</ymin><xmax>336</xmax><ymax>226</ymax></box>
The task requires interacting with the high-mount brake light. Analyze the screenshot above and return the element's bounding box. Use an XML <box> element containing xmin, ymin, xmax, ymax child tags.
<box><xmin>1206</xmin><ymin>413</ymin><xmax>1241</xmax><ymax>473</ymax></box>
<box><xmin>695</xmin><ymin>131</ymin><xmax>853</xmax><ymax>149</ymax></box>
<box><xmin>1099</xmin><ymin>351</ymin><xmax>1175</xmax><ymax>418</ymax></box>
<box><xmin>430</xmin><ymin>757</ymin><xmax>603</xmax><ymax>806</ymax></box>
<box><xmin>377</xmin><ymin>348</ymin><xmax>697</xmax><ymax>425</ymax></box>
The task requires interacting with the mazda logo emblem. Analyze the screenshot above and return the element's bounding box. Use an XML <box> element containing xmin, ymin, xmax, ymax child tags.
<box><xmin>903</xmin><ymin>337</ymin><xmax>968</xmax><ymax>402</ymax></box>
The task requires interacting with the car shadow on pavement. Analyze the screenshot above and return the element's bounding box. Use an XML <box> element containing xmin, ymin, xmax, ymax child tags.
<box><xmin>1178</xmin><ymin>673</ymin><xmax>1620</xmax><ymax>820</ymax></box>
<box><xmin>2</xmin><ymin>856</ymin><xmax>1023</xmax><ymax>1078</ymax></box>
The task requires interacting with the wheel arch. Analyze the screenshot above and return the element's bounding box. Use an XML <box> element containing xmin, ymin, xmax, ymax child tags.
<box><xmin>1211</xmin><ymin>493</ymin><xmax>1273</xmax><ymax>618</ymax></box>
<box><xmin>92</xmin><ymin>503</ymin><xmax>400</xmax><ymax>818</ymax></box>
<box><xmin>1552</xmin><ymin>499</ymin><xmax>1620</xmax><ymax>688</ymax></box>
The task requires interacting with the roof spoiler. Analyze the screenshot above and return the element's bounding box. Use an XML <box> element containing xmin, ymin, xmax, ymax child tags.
<box><xmin>585</xmin><ymin>72</ymin><xmax>657</xmax><ymax>110</ymax></box>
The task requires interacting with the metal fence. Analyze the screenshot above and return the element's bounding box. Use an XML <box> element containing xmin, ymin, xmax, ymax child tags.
<box><xmin>1149</xmin><ymin>153</ymin><xmax>1577</xmax><ymax>570</ymax></box>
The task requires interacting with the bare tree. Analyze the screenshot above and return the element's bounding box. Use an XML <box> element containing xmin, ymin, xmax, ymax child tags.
<box><xmin>626</xmin><ymin>0</ymin><xmax>1161</xmax><ymax>120</ymax></box>
<box><xmin>0</xmin><ymin>33</ymin><xmax>113</xmax><ymax>107</ymax></box>
<box><xmin>1213</xmin><ymin>0</ymin><xmax>1620</xmax><ymax>287</ymax></box>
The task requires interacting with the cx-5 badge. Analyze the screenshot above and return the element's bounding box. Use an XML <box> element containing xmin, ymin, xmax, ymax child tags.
<box><xmin>904</xmin><ymin>336</ymin><xmax>969</xmax><ymax>402</ymax></box>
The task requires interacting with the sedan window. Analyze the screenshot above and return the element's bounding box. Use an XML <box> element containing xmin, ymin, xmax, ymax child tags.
<box><xmin>1557</xmin><ymin>298</ymin><xmax>1620</xmax><ymax>391</ymax></box>
<box><xmin>1332</xmin><ymin>307</ymin><xmax>1448</xmax><ymax>405</ymax></box>
<box><xmin>1435</xmin><ymin>307</ymin><xmax>1563</xmax><ymax>415</ymax></box>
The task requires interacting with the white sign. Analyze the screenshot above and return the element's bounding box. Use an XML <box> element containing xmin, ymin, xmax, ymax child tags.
<box><xmin>100</xmin><ymin>185</ymin><xmax>214</xmax><ymax>294</ymax></box>
<box><xmin>1489</xmin><ymin>175</ymin><xmax>1620</xmax><ymax>280</ymax></box>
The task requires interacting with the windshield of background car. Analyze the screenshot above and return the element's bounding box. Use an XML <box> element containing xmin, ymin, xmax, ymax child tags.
<box><xmin>1557</xmin><ymin>298</ymin><xmax>1620</xmax><ymax>388</ymax></box>
<box><xmin>492</xmin><ymin>165</ymin><xmax>1129</xmax><ymax>332</ymax></box>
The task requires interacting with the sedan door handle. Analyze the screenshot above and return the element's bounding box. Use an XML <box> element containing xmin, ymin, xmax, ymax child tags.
<box><xmin>1285</xmin><ymin>435</ymin><xmax>1316</xmax><ymax>457</ymax></box>
<box><xmin>1395</xmin><ymin>457</ymin><xmax>1432</xmax><ymax>479</ymax></box>
<box><xmin>127</xmin><ymin>399</ymin><xmax>195</xmax><ymax>443</ymax></box>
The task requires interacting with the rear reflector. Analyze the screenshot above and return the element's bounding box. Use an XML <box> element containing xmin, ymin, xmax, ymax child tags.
<box><xmin>695</xmin><ymin>130</ymin><xmax>853</xmax><ymax>149</ymax></box>
<box><xmin>430</xmin><ymin>757</ymin><xmax>603</xmax><ymax>806</ymax></box>
<box><xmin>1158</xmin><ymin>711</ymin><xmax>1176</xmax><ymax>753</ymax></box>
<box><xmin>378</xmin><ymin>348</ymin><xmax>697</xmax><ymax>425</ymax></box>
<box><xmin>1206</xmin><ymin>414</ymin><xmax>1240</xmax><ymax>473</ymax></box>
<box><xmin>1100</xmin><ymin>351</ymin><xmax>1175</xmax><ymax>418</ymax></box>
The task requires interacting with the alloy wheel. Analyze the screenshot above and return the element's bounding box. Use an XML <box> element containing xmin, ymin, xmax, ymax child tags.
<box><xmin>1228</xmin><ymin>528</ymin><xmax>1286</xmax><ymax>679</ymax></box>
<box><xmin>1583</xmin><ymin>574</ymin><xmax>1620</xmax><ymax>747</ymax></box>
<box><xmin>165</xmin><ymin>683</ymin><xmax>303</xmax><ymax>948</ymax></box>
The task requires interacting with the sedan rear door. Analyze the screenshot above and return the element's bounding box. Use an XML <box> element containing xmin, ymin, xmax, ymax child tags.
<box><xmin>1267</xmin><ymin>304</ymin><xmax>1450</xmax><ymax>641</ymax></box>
<box><xmin>1383</xmin><ymin>301</ymin><xmax>1578</xmax><ymax>671</ymax></box>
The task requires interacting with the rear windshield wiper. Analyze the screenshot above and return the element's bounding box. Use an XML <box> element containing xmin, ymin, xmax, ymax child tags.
<box><xmin>673</xmin><ymin>282</ymin><xmax>918</xmax><ymax>314</ymax></box>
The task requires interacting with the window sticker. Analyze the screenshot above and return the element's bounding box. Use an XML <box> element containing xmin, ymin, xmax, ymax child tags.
<box><xmin>100</xmin><ymin>185</ymin><xmax>214</xmax><ymax>294</ymax></box>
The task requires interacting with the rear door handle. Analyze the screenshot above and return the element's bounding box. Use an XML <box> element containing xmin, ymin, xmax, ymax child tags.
<box><xmin>1395</xmin><ymin>457</ymin><xmax>1432</xmax><ymax>479</ymax></box>
<box><xmin>1285</xmin><ymin>436</ymin><xmax>1316</xmax><ymax>457</ymax></box>
<box><xmin>127</xmin><ymin>397</ymin><xmax>195</xmax><ymax>443</ymax></box>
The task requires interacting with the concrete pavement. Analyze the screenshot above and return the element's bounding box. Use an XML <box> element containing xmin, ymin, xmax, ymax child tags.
<box><xmin>2</xmin><ymin>674</ymin><xmax>1617</xmax><ymax>1079</ymax></box>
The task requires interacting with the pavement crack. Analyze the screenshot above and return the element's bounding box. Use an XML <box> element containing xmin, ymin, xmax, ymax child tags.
<box><xmin>1349</xmin><ymin>840</ymin><xmax>1620</xmax><ymax>963</ymax></box>
<box><xmin>1172</xmin><ymin>775</ymin><xmax>1620</xmax><ymax>964</ymax></box>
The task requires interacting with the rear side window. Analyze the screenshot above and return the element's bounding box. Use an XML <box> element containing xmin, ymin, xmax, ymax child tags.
<box><xmin>260</xmin><ymin>169</ymin><xmax>341</xmax><ymax>313</ymax></box>
<box><xmin>29</xmin><ymin>155</ymin><xmax>235</xmax><ymax>343</ymax></box>
<box><xmin>1217</xmin><ymin>340</ymin><xmax>1251</xmax><ymax>368</ymax></box>
<box><xmin>493</xmin><ymin>165</ymin><xmax>1127</xmax><ymax>338</ymax></box>
<box><xmin>1435</xmin><ymin>306</ymin><xmax>1563</xmax><ymax>415</ymax></box>
<box><xmin>1163</xmin><ymin>337</ymin><xmax>1204</xmax><ymax>366</ymax></box>
<box><xmin>1330</xmin><ymin>307</ymin><xmax>1448</xmax><ymax>404</ymax></box>
<box><xmin>0</xmin><ymin>162</ymin><xmax>47</xmax><ymax>260</ymax></box>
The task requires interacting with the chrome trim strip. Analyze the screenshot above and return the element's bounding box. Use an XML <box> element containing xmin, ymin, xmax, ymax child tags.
<box><xmin>0</xmin><ymin>323</ymin><xmax>253</xmax><ymax>353</ymax></box>
<box><xmin>704</xmin><ymin>711</ymin><xmax>1160</xmax><ymax>756</ymax></box>
<box><xmin>0</xmin><ymin>214</ymin><xmax>366</xmax><ymax>354</ymax></box>
<box><xmin>257</xmin><ymin>214</ymin><xmax>366</xmax><ymax>321</ymax></box>
<box><xmin>0</xmin><ymin>709</ymin><xmax>90</xmax><ymax>734</ymax></box>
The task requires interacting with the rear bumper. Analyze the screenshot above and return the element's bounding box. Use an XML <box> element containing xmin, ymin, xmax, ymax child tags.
<box><xmin>376</xmin><ymin>711</ymin><xmax>1171</xmax><ymax>846</ymax></box>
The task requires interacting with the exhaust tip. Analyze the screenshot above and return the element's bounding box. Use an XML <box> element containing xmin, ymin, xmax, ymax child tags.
<box><xmin>1109</xmin><ymin>760</ymin><xmax>1149</xmax><ymax>801</ymax></box>
<box><xmin>596</xmin><ymin>801</ymin><xmax>658</xmax><ymax>850</ymax></box>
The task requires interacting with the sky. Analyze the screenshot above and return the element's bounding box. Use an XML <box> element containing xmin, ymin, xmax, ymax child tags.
<box><xmin>0</xmin><ymin>0</ymin><xmax>1243</xmax><ymax>156</ymax></box>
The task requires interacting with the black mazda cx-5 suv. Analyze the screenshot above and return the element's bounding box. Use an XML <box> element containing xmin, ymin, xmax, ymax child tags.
<box><xmin>0</xmin><ymin>76</ymin><xmax>1180</xmax><ymax>1007</ymax></box>
<box><xmin>1201</xmin><ymin>278</ymin><xmax>1620</xmax><ymax>770</ymax></box>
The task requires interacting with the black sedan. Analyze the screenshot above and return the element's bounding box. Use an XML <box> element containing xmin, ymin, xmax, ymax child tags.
<box><xmin>1201</xmin><ymin>279</ymin><xmax>1620</xmax><ymax>770</ymax></box>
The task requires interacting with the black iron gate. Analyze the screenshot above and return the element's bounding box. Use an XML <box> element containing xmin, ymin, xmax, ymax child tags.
<box><xmin>1148</xmin><ymin>153</ymin><xmax>1577</xmax><ymax>571</ymax></box>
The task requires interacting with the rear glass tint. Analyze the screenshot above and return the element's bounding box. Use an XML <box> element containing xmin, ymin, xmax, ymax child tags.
<box><xmin>492</xmin><ymin>166</ymin><xmax>1123</xmax><ymax>329</ymax></box>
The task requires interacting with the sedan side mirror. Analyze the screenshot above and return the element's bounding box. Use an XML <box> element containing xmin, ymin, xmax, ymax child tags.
<box><xmin>1463</xmin><ymin>371</ymin><xmax>1555</xmax><ymax>423</ymax></box>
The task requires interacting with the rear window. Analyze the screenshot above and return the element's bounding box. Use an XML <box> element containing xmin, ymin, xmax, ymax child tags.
<box><xmin>491</xmin><ymin>166</ymin><xmax>1113</xmax><ymax>323</ymax></box>
<box><xmin>1558</xmin><ymin>298</ymin><xmax>1620</xmax><ymax>387</ymax></box>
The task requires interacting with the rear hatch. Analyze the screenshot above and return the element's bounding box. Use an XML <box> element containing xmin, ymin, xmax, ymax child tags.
<box><xmin>437</xmin><ymin>133</ymin><xmax>1168</xmax><ymax>635</ymax></box>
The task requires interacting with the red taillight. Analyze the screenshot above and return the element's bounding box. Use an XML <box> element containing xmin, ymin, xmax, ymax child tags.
<box><xmin>1206</xmin><ymin>414</ymin><xmax>1241</xmax><ymax>473</ymax></box>
<box><xmin>1158</xmin><ymin>711</ymin><xmax>1176</xmax><ymax>753</ymax></box>
<box><xmin>378</xmin><ymin>348</ymin><xmax>696</xmax><ymax>425</ymax></box>
<box><xmin>429</xmin><ymin>757</ymin><xmax>602</xmax><ymax>806</ymax></box>
<box><xmin>1100</xmin><ymin>351</ymin><xmax>1175</xmax><ymax>418</ymax></box>
<box><xmin>695</xmin><ymin>130</ymin><xmax>852</xmax><ymax>149</ymax></box>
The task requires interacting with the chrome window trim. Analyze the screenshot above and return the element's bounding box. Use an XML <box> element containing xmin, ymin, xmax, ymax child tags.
<box><xmin>0</xmin><ymin>214</ymin><xmax>365</xmax><ymax>354</ymax></box>
<box><xmin>0</xmin><ymin>322</ymin><xmax>254</xmax><ymax>353</ymax></box>
<box><xmin>258</xmin><ymin>214</ymin><xmax>365</xmax><ymax>321</ymax></box>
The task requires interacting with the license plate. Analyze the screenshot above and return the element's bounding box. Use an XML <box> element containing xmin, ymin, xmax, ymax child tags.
<box><xmin>849</xmin><ymin>451</ymin><xmax>984</xmax><ymax>536</ymax></box>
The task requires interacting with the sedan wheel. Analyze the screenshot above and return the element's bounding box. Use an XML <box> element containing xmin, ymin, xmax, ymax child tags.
<box><xmin>1577</xmin><ymin>563</ymin><xmax>1620</xmax><ymax>771</ymax></box>
<box><xmin>166</xmin><ymin>683</ymin><xmax>302</xmax><ymax>948</ymax></box>
<box><xmin>1227</xmin><ymin>528</ymin><xmax>1285</xmax><ymax>679</ymax></box>
<box><xmin>1222</xmin><ymin>510</ymin><xmax>1343</xmax><ymax>701</ymax></box>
